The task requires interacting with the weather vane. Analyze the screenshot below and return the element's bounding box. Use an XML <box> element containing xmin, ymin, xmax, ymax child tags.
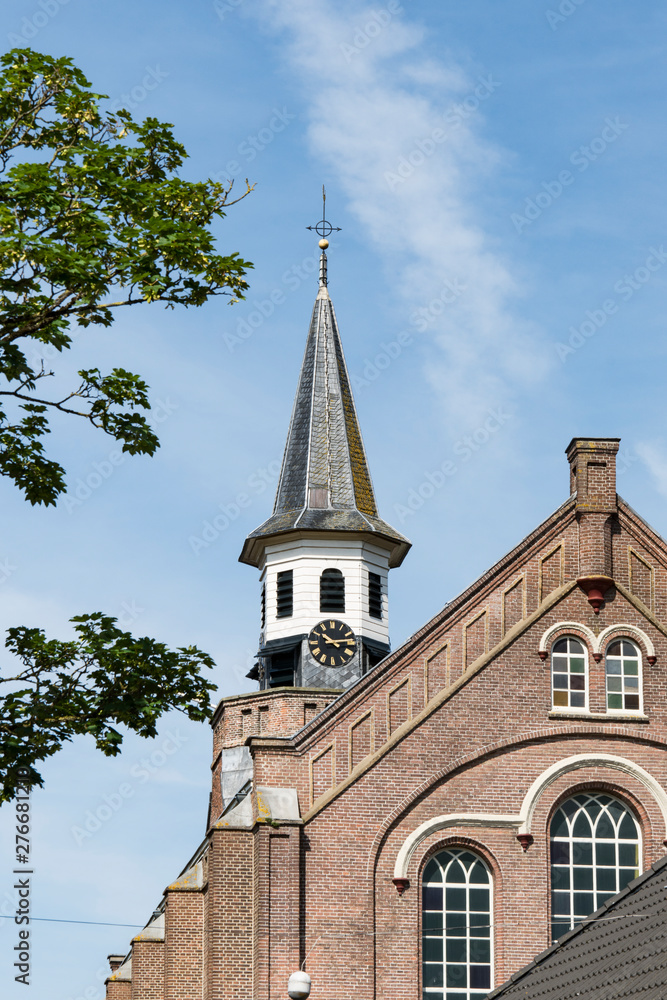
<box><xmin>307</xmin><ymin>185</ymin><xmax>341</xmax><ymax>249</ymax></box>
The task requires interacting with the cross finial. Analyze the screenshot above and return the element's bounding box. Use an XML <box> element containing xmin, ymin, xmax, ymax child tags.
<box><xmin>306</xmin><ymin>185</ymin><xmax>341</xmax><ymax>249</ymax></box>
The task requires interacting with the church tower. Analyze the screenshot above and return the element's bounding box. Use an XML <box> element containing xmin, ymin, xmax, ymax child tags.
<box><xmin>240</xmin><ymin>203</ymin><xmax>410</xmax><ymax>690</ymax></box>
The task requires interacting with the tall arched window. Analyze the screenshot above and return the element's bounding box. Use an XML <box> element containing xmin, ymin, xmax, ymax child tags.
<box><xmin>550</xmin><ymin>792</ymin><xmax>640</xmax><ymax>940</ymax></box>
<box><xmin>606</xmin><ymin>639</ymin><xmax>642</xmax><ymax>712</ymax></box>
<box><xmin>320</xmin><ymin>568</ymin><xmax>345</xmax><ymax>613</ymax></box>
<box><xmin>551</xmin><ymin>636</ymin><xmax>587</xmax><ymax>709</ymax></box>
<box><xmin>422</xmin><ymin>849</ymin><xmax>492</xmax><ymax>1000</ymax></box>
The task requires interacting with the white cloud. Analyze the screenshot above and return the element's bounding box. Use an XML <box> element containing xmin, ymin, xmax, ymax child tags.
<box><xmin>248</xmin><ymin>0</ymin><xmax>552</xmax><ymax>433</ymax></box>
<box><xmin>636</xmin><ymin>441</ymin><xmax>667</xmax><ymax>498</ymax></box>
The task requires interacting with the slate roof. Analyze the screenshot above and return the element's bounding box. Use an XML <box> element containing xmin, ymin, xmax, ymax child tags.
<box><xmin>488</xmin><ymin>855</ymin><xmax>667</xmax><ymax>1000</ymax></box>
<box><xmin>240</xmin><ymin>256</ymin><xmax>410</xmax><ymax>568</ymax></box>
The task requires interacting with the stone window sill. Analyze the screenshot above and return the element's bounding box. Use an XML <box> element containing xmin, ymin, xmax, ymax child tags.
<box><xmin>549</xmin><ymin>709</ymin><xmax>649</xmax><ymax>723</ymax></box>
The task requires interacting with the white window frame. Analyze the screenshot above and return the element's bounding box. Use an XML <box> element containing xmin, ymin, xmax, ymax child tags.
<box><xmin>422</xmin><ymin>848</ymin><xmax>494</xmax><ymax>1000</ymax></box>
<box><xmin>550</xmin><ymin>792</ymin><xmax>641</xmax><ymax>941</ymax></box>
<box><xmin>605</xmin><ymin>638</ymin><xmax>643</xmax><ymax>715</ymax></box>
<box><xmin>551</xmin><ymin>635</ymin><xmax>589</xmax><ymax>712</ymax></box>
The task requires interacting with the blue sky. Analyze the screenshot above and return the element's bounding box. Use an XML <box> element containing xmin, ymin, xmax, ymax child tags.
<box><xmin>1</xmin><ymin>0</ymin><xmax>667</xmax><ymax>995</ymax></box>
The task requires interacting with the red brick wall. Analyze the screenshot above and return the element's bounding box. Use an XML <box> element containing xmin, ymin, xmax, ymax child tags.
<box><xmin>130</xmin><ymin>941</ymin><xmax>164</xmax><ymax>1000</ymax></box>
<box><xmin>165</xmin><ymin>892</ymin><xmax>203</xmax><ymax>1000</ymax></box>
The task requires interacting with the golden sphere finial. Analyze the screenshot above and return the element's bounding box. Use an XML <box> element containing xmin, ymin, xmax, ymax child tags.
<box><xmin>319</xmin><ymin>238</ymin><xmax>329</xmax><ymax>250</ymax></box>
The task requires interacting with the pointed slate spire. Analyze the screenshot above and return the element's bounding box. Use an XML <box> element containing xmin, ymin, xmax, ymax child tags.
<box><xmin>240</xmin><ymin>247</ymin><xmax>410</xmax><ymax>569</ymax></box>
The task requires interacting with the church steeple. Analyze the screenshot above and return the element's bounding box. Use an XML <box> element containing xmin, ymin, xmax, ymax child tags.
<box><xmin>240</xmin><ymin>198</ymin><xmax>410</xmax><ymax>690</ymax></box>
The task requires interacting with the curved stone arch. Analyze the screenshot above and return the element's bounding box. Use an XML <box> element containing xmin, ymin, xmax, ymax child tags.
<box><xmin>394</xmin><ymin>813</ymin><xmax>520</xmax><ymax>880</ymax></box>
<box><xmin>387</xmin><ymin>741</ymin><xmax>667</xmax><ymax>880</ymax></box>
<box><xmin>516</xmin><ymin>753</ymin><xmax>667</xmax><ymax>834</ymax></box>
<box><xmin>595</xmin><ymin>623</ymin><xmax>655</xmax><ymax>658</ymax></box>
<box><xmin>538</xmin><ymin>621</ymin><xmax>596</xmax><ymax>655</ymax></box>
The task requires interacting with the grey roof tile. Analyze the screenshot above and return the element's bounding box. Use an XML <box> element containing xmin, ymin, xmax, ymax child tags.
<box><xmin>240</xmin><ymin>264</ymin><xmax>410</xmax><ymax>567</ymax></box>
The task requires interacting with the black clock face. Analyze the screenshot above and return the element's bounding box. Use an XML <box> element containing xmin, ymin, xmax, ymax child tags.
<box><xmin>308</xmin><ymin>620</ymin><xmax>357</xmax><ymax>667</ymax></box>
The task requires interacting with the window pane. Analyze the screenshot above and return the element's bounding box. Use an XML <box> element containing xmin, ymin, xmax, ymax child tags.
<box><xmin>423</xmin><ymin>886</ymin><xmax>443</xmax><ymax>909</ymax></box>
<box><xmin>469</xmin><ymin>889</ymin><xmax>489</xmax><ymax>912</ymax></box>
<box><xmin>551</xmin><ymin>891</ymin><xmax>570</xmax><ymax>915</ymax></box>
<box><xmin>469</xmin><ymin>862</ymin><xmax>488</xmax><ymax>884</ymax></box>
<box><xmin>595</xmin><ymin>843</ymin><xmax>615</xmax><ymax>865</ymax></box>
<box><xmin>572</xmin><ymin>867</ymin><xmax>592</xmax><ymax>890</ymax></box>
<box><xmin>573</xmin><ymin>892</ymin><xmax>594</xmax><ymax>915</ymax></box>
<box><xmin>469</xmin><ymin>939</ymin><xmax>490</xmax><ymax>963</ymax></box>
<box><xmin>424</xmin><ymin>964</ymin><xmax>444</xmax><ymax>987</ymax></box>
<box><xmin>447</xmin><ymin>860</ymin><xmax>466</xmax><ymax>883</ymax></box>
<box><xmin>551</xmin><ymin>841</ymin><xmax>569</xmax><ymax>864</ymax></box>
<box><xmin>446</xmin><ymin>912</ymin><xmax>466</xmax><ymax>937</ymax></box>
<box><xmin>553</xmin><ymin>690</ymin><xmax>568</xmax><ymax>706</ymax></box>
<box><xmin>446</xmin><ymin>888</ymin><xmax>466</xmax><ymax>911</ymax></box>
<box><xmin>424</xmin><ymin>859</ymin><xmax>442</xmax><ymax>883</ymax></box>
<box><xmin>551</xmin><ymin>866</ymin><xmax>569</xmax><ymax>889</ymax></box>
<box><xmin>607</xmin><ymin>693</ymin><xmax>622</xmax><ymax>709</ymax></box>
<box><xmin>573</xmin><ymin>812</ymin><xmax>592</xmax><ymax>838</ymax></box>
<box><xmin>470</xmin><ymin>967</ymin><xmax>490</xmax><ymax>989</ymax></box>
<box><xmin>446</xmin><ymin>939</ymin><xmax>466</xmax><ymax>962</ymax></box>
<box><xmin>447</xmin><ymin>966</ymin><xmax>467</xmax><ymax>988</ymax></box>
<box><xmin>596</xmin><ymin>868</ymin><xmax>616</xmax><ymax>891</ymax></box>
<box><xmin>570</xmin><ymin>692</ymin><xmax>585</xmax><ymax>707</ymax></box>
<box><xmin>425</xmin><ymin>938</ymin><xmax>444</xmax><ymax>962</ymax></box>
<box><xmin>619</xmin><ymin>817</ymin><xmax>639</xmax><ymax>842</ymax></box>
<box><xmin>596</xmin><ymin>814</ymin><xmax>614</xmax><ymax>839</ymax></box>
<box><xmin>423</xmin><ymin>849</ymin><xmax>493</xmax><ymax>999</ymax></box>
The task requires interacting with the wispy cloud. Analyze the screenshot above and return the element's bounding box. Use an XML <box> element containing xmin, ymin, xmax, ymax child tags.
<box><xmin>636</xmin><ymin>441</ymin><xmax>667</xmax><ymax>498</ymax></box>
<box><xmin>248</xmin><ymin>0</ymin><xmax>552</xmax><ymax>433</ymax></box>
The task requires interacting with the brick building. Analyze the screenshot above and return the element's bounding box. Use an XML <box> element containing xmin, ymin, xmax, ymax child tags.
<box><xmin>106</xmin><ymin>244</ymin><xmax>667</xmax><ymax>1000</ymax></box>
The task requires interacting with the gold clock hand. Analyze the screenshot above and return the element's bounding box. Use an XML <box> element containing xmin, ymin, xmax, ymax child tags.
<box><xmin>322</xmin><ymin>635</ymin><xmax>342</xmax><ymax>647</ymax></box>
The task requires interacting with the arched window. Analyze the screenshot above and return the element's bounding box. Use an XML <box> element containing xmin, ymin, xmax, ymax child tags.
<box><xmin>422</xmin><ymin>849</ymin><xmax>492</xmax><ymax>1000</ymax></box>
<box><xmin>550</xmin><ymin>792</ymin><xmax>640</xmax><ymax>940</ymax></box>
<box><xmin>551</xmin><ymin>636</ymin><xmax>587</xmax><ymax>709</ymax></box>
<box><xmin>606</xmin><ymin>639</ymin><xmax>642</xmax><ymax>712</ymax></box>
<box><xmin>320</xmin><ymin>568</ymin><xmax>345</xmax><ymax>613</ymax></box>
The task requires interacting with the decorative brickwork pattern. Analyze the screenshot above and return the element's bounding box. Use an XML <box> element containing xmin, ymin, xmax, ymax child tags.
<box><xmin>349</xmin><ymin>710</ymin><xmax>374</xmax><ymax>772</ymax></box>
<box><xmin>629</xmin><ymin>547</ymin><xmax>654</xmax><ymax>610</ymax></box>
<box><xmin>311</xmin><ymin>744</ymin><xmax>335</xmax><ymax>804</ymax></box>
<box><xmin>425</xmin><ymin>643</ymin><xmax>449</xmax><ymax>702</ymax></box>
<box><xmin>464</xmin><ymin>609</ymin><xmax>488</xmax><ymax>668</ymax></box>
<box><xmin>540</xmin><ymin>545</ymin><xmax>563</xmax><ymax>603</ymax></box>
<box><xmin>388</xmin><ymin>676</ymin><xmax>411</xmax><ymax>734</ymax></box>
<box><xmin>502</xmin><ymin>577</ymin><xmax>525</xmax><ymax>635</ymax></box>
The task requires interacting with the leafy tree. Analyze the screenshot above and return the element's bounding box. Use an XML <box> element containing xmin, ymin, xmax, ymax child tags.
<box><xmin>0</xmin><ymin>48</ymin><xmax>253</xmax><ymax>800</ymax></box>
<box><xmin>1</xmin><ymin>616</ymin><xmax>216</xmax><ymax>801</ymax></box>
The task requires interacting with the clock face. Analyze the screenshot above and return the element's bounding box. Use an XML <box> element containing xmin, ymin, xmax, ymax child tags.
<box><xmin>308</xmin><ymin>620</ymin><xmax>357</xmax><ymax>667</ymax></box>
